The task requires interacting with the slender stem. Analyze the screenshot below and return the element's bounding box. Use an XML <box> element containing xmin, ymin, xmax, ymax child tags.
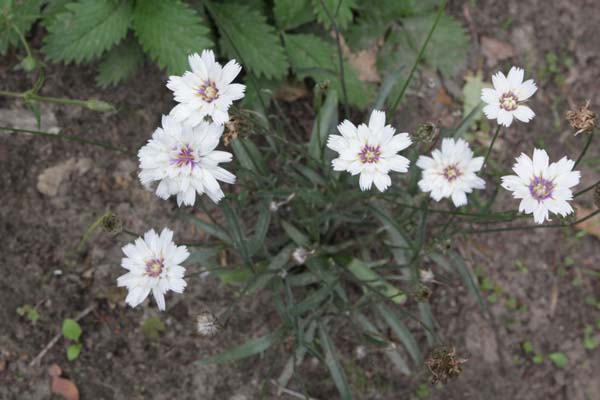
<box><xmin>462</xmin><ymin>209</ymin><xmax>600</xmax><ymax>234</ymax></box>
<box><xmin>482</xmin><ymin>124</ymin><xmax>502</xmax><ymax>170</ymax></box>
<box><xmin>11</xmin><ymin>24</ymin><xmax>34</xmax><ymax>60</ymax></box>
<box><xmin>1</xmin><ymin>126</ymin><xmax>135</xmax><ymax>156</ymax></box>
<box><xmin>318</xmin><ymin>0</ymin><xmax>349</xmax><ymax>118</ymax></box>
<box><xmin>122</xmin><ymin>229</ymin><xmax>141</xmax><ymax>238</ymax></box>
<box><xmin>575</xmin><ymin>180</ymin><xmax>600</xmax><ymax>197</ymax></box>
<box><xmin>388</xmin><ymin>0</ymin><xmax>447</xmax><ymax>115</ymax></box>
<box><xmin>382</xmin><ymin>197</ymin><xmax>520</xmax><ymax>219</ymax></box>
<box><xmin>574</xmin><ymin>130</ymin><xmax>595</xmax><ymax>168</ymax></box>
<box><xmin>0</xmin><ymin>90</ymin><xmax>90</xmax><ymax>107</ymax></box>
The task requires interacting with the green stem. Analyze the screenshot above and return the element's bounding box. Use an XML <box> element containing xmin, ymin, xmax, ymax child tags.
<box><xmin>482</xmin><ymin>124</ymin><xmax>502</xmax><ymax>170</ymax></box>
<box><xmin>0</xmin><ymin>90</ymin><xmax>91</xmax><ymax>107</ymax></box>
<box><xmin>574</xmin><ymin>130</ymin><xmax>595</xmax><ymax>168</ymax></box>
<box><xmin>462</xmin><ymin>209</ymin><xmax>600</xmax><ymax>234</ymax></box>
<box><xmin>388</xmin><ymin>0</ymin><xmax>447</xmax><ymax>115</ymax></box>
<box><xmin>11</xmin><ymin>23</ymin><xmax>34</xmax><ymax>60</ymax></box>
<box><xmin>318</xmin><ymin>0</ymin><xmax>349</xmax><ymax>118</ymax></box>
<box><xmin>575</xmin><ymin>180</ymin><xmax>600</xmax><ymax>197</ymax></box>
<box><xmin>0</xmin><ymin>126</ymin><xmax>135</xmax><ymax>156</ymax></box>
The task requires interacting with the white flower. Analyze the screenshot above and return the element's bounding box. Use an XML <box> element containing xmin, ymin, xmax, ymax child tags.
<box><xmin>167</xmin><ymin>49</ymin><xmax>245</xmax><ymax>126</ymax></box>
<box><xmin>481</xmin><ymin>66</ymin><xmax>537</xmax><ymax>127</ymax></box>
<box><xmin>501</xmin><ymin>149</ymin><xmax>580</xmax><ymax>224</ymax></box>
<box><xmin>326</xmin><ymin>110</ymin><xmax>411</xmax><ymax>192</ymax></box>
<box><xmin>117</xmin><ymin>228</ymin><xmax>189</xmax><ymax>311</ymax></box>
<box><xmin>416</xmin><ymin>138</ymin><xmax>486</xmax><ymax>207</ymax></box>
<box><xmin>138</xmin><ymin>115</ymin><xmax>236</xmax><ymax>206</ymax></box>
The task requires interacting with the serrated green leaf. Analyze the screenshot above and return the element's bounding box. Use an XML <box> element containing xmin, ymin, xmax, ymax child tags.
<box><xmin>210</xmin><ymin>2</ymin><xmax>288</xmax><ymax>79</ymax></box>
<box><xmin>43</xmin><ymin>0</ymin><xmax>133</xmax><ymax>64</ymax></box>
<box><xmin>41</xmin><ymin>0</ymin><xmax>71</xmax><ymax>27</ymax></box>
<box><xmin>274</xmin><ymin>0</ymin><xmax>314</xmax><ymax>30</ymax></box>
<box><xmin>62</xmin><ymin>319</ymin><xmax>82</xmax><ymax>341</ymax></box>
<box><xmin>401</xmin><ymin>13</ymin><xmax>469</xmax><ymax>79</ymax></box>
<box><xmin>96</xmin><ymin>36</ymin><xmax>144</xmax><ymax>88</ymax></box>
<box><xmin>66</xmin><ymin>343</ymin><xmax>82</xmax><ymax>361</ymax></box>
<box><xmin>197</xmin><ymin>327</ymin><xmax>283</xmax><ymax>365</ymax></box>
<box><xmin>318</xmin><ymin>322</ymin><xmax>353</xmax><ymax>399</ymax></box>
<box><xmin>311</xmin><ymin>0</ymin><xmax>356</xmax><ymax>30</ymax></box>
<box><xmin>284</xmin><ymin>33</ymin><xmax>373</xmax><ymax>108</ymax></box>
<box><xmin>0</xmin><ymin>0</ymin><xmax>43</xmax><ymax>55</ymax></box>
<box><xmin>133</xmin><ymin>0</ymin><xmax>212</xmax><ymax>74</ymax></box>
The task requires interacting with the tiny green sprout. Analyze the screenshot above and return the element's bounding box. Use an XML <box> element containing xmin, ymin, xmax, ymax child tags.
<box><xmin>514</xmin><ymin>259</ymin><xmax>528</xmax><ymax>274</ymax></box>
<box><xmin>532</xmin><ymin>354</ymin><xmax>545</xmax><ymax>364</ymax></box>
<box><xmin>505</xmin><ymin>297</ymin><xmax>518</xmax><ymax>310</ymax></box>
<box><xmin>17</xmin><ymin>304</ymin><xmax>39</xmax><ymax>324</ymax></box>
<box><xmin>481</xmin><ymin>277</ymin><xmax>493</xmax><ymax>291</ymax></box>
<box><xmin>583</xmin><ymin>325</ymin><xmax>598</xmax><ymax>350</ymax></box>
<box><xmin>67</xmin><ymin>344</ymin><xmax>82</xmax><ymax>361</ymax></box>
<box><xmin>522</xmin><ymin>341</ymin><xmax>534</xmax><ymax>354</ymax></box>
<box><xmin>62</xmin><ymin>319</ymin><xmax>82</xmax><ymax>361</ymax></box>
<box><xmin>487</xmin><ymin>293</ymin><xmax>498</xmax><ymax>304</ymax></box>
<box><xmin>564</xmin><ymin>256</ymin><xmax>575</xmax><ymax>267</ymax></box>
<box><xmin>548</xmin><ymin>352</ymin><xmax>568</xmax><ymax>368</ymax></box>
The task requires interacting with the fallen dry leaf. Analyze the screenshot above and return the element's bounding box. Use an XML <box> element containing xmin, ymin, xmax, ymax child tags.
<box><xmin>436</xmin><ymin>87</ymin><xmax>454</xmax><ymax>107</ymax></box>
<box><xmin>574</xmin><ymin>204</ymin><xmax>600</xmax><ymax>238</ymax></box>
<box><xmin>480</xmin><ymin>36</ymin><xmax>515</xmax><ymax>67</ymax></box>
<box><xmin>48</xmin><ymin>363</ymin><xmax>79</xmax><ymax>400</ymax></box>
<box><xmin>338</xmin><ymin>34</ymin><xmax>382</xmax><ymax>83</ymax></box>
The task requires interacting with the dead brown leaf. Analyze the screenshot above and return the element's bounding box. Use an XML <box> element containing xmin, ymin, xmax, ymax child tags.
<box><xmin>480</xmin><ymin>36</ymin><xmax>515</xmax><ymax>67</ymax></box>
<box><xmin>338</xmin><ymin>35</ymin><xmax>382</xmax><ymax>83</ymax></box>
<box><xmin>48</xmin><ymin>364</ymin><xmax>79</xmax><ymax>400</ymax></box>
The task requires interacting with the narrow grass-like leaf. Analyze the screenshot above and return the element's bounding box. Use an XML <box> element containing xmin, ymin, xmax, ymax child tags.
<box><xmin>347</xmin><ymin>259</ymin><xmax>406</xmax><ymax>304</ymax></box>
<box><xmin>277</xmin><ymin>319</ymin><xmax>317</xmax><ymax>390</ymax></box>
<box><xmin>281</xmin><ymin>220</ymin><xmax>310</xmax><ymax>247</ymax></box>
<box><xmin>248</xmin><ymin>204</ymin><xmax>271</xmax><ymax>256</ymax></box>
<box><xmin>449</xmin><ymin>251</ymin><xmax>487</xmax><ymax>311</ymax></box>
<box><xmin>418</xmin><ymin>302</ymin><xmax>436</xmax><ymax>346</ymax></box>
<box><xmin>197</xmin><ymin>328</ymin><xmax>283</xmax><ymax>365</ymax></box>
<box><xmin>318</xmin><ymin>322</ymin><xmax>353</xmax><ymax>400</ymax></box>
<box><xmin>289</xmin><ymin>285</ymin><xmax>334</xmax><ymax>316</ymax></box>
<box><xmin>247</xmin><ymin>245</ymin><xmax>294</xmax><ymax>293</ymax></box>
<box><xmin>369</xmin><ymin>202</ymin><xmax>412</xmax><ymax>264</ymax></box>
<box><xmin>178</xmin><ymin>211</ymin><xmax>232</xmax><ymax>244</ymax></box>
<box><xmin>231</xmin><ymin>138</ymin><xmax>267</xmax><ymax>176</ymax></box>
<box><xmin>221</xmin><ymin>201</ymin><xmax>251</xmax><ymax>265</ymax></box>
<box><xmin>376</xmin><ymin>304</ymin><xmax>422</xmax><ymax>365</ymax></box>
<box><xmin>308</xmin><ymin>88</ymin><xmax>338</xmax><ymax>160</ymax></box>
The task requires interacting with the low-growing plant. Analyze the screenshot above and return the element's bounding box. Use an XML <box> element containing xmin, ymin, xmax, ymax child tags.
<box><xmin>2</xmin><ymin>0</ymin><xmax>600</xmax><ymax>398</ymax></box>
<box><xmin>62</xmin><ymin>318</ymin><xmax>83</xmax><ymax>361</ymax></box>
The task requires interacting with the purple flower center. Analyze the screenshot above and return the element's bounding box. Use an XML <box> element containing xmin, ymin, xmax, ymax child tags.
<box><xmin>528</xmin><ymin>176</ymin><xmax>554</xmax><ymax>201</ymax></box>
<box><xmin>171</xmin><ymin>145</ymin><xmax>197</xmax><ymax>169</ymax></box>
<box><xmin>359</xmin><ymin>145</ymin><xmax>381</xmax><ymax>164</ymax></box>
<box><xmin>197</xmin><ymin>80</ymin><xmax>219</xmax><ymax>103</ymax></box>
<box><xmin>442</xmin><ymin>165</ymin><xmax>461</xmax><ymax>182</ymax></box>
<box><xmin>500</xmin><ymin>91</ymin><xmax>519</xmax><ymax>111</ymax></box>
<box><xmin>145</xmin><ymin>258</ymin><xmax>164</xmax><ymax>278</ymax></box>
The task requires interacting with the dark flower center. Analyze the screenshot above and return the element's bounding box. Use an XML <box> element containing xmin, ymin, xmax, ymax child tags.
<box><xmin>359</xmin><ymin>145</ymin><xmax>381</xmax><ymax>164</ymax></box>
<box><xmin>528</xmin><ymin>176</ymin><xmax>554</xmax><ymax>201</ymax></box>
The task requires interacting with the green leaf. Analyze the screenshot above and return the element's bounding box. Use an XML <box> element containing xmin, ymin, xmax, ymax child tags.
<box><xmin>311</xmin><ymin>0</ymin><xmax>356</xmax><ymax>30</ymax></box>
<box><xmin>211</xmin><ymin>2</ymin><xmax>288</xmax><ymax>79</ymax></box>
<box><xmin>133</xmin><ymin>0</ymin><xmax>212</xmax><ymax>74</ymax></box>
<box><xmin>248</xmin><ymin>203</ymin><xmax>272</xmax><ymax>257</ymax></box>
<box><xmin>197</xmin><ymin>328</ymin><xmax>283</xmax><ymax>365</ymax></box>
<box><xmin>548</xmin><ymin>352</ymin><xmax>568</xmax><ymax>368</ymax></box>
<box><xmin>66</xmin><ymin>343</ymin><xmax>82</xmax><ymax>361</ymax></box>
<box><xmin>369</xmin><ymin>202</ymin><xmax>411</xmax><ymax>265</ymax></box>
<box><xmin>284</xmin><ymin>33</ymin><xmax>373</xmax><ymax>108</ymax></box>
<box><xmin>179</xmin><ymin>211</ymin><xmax>232</xmax><ymax>244</ymax></box>
<box><xmin>460</xmin><ymin>71</ymin><xmax>489</xmax><ymax>132</ymax></box>
<box><xmin>308</xmin><ymin>88</ymin><xmax>338</xmax><ymax>160</ymax></box>
<box><xmin>62</xmin><ymin>319</ymin><xmax>82</xmax><ymax>341</ymax></box>
<box><xmin>16</xmin><ymin>304</ymin><xmax>39</xmax><ymax>323</ymax></box>
<box><xmin>318</xmin><ymin>322</ymin><xmax>353</xmax><ymax>400</ymax></box>
<box><xmin>449</xmin><ymin>251</ymin><xmax>487</xmax><ymax>312</ymax></box>
<box><xmin>281</xmin><ymin>220</ymin><xmax>310</xmax><ymax>247</ymax></box>
<box><xmin>247</xmin><ymin>245</ymin><xmax>293</xmax><ymax>293</ymax></box>
<box><xmin>376</xmin><ymin>304</ymin><xmax>422</xmax><ymax>365</ymax></box>
<box><xmin>43</xmin><ymin>0</ymin><xmax>133</xmax><ymax>64</ymax></box>
<box><xmin>274</xmin><ymin>0</ymin><xmax>314</xmax><ymax>30</ymax></box>
<box><xmin>289</xmin><ymin>285</ymin><xmax>334</xmax><ymax>316</ymax></box>
<box><xmin>96</xmin><ymin>36</ymin><xmax>144</xmax><ymax>88</ymax></box>
<box><xmin>230</xmin><ymin>138</ymin><xmax>267</xmax><ymax>176</ymax></box>
<box><xmin>221</xmin><ymin>201</ymin><xmax>251</xmax><ymax>264</ymax></box>
<box><xmin>347</xmin><ymin>259</ymin><xmax>406</xmax><ymax>304</ymax></box>
<box><xmin>400</xmin><ymin>13</ymin><xmax>469</xmax><ymax>79</ymax></box>
<box><xmin>0</xmin><ymin>0</ymin><xmax>43</xmax><ymax>55</ymax></box>
<box><xmin>522</xmin><ymin>341</ymin><xmax>534</xmax><ymax>354</ymax></box>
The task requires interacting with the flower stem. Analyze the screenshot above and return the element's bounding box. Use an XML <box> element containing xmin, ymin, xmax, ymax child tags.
<box><xmin>0</xmin><ymin>126</ymin><xmax>135</xmax><ymax>157</ymax></box>
<box><xmin>388</xmin><ymin>0</ymin><xmax>447</xmax><ymax>115</ymax></box>
<box><xmin>575</xmin><ymin>179</ymin><xmax>600</xmax><ymax>197</ymax></box>
<box><xmin>482</xmin><ymin>124</ymin><xmax>502</xmax><ymax>170</ymax></box>
<box><xmin>574</xmin><ymin>129</ymin><xmax>595</xmax><ymax>168</ymax></box>
<box><xmin>318</xmin><ymin>0</ymin><xmax>349</xmax><ymax>118</ymax></box>
<box><xmin>461</xmin><ymin>208</ymin><xmax>600</xmax><ymax>234</ymax></box>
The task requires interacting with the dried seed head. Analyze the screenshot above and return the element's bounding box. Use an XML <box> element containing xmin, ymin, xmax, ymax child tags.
<box><xmin>412</xmin><ymin>122</ymin><xmax>439</xmax><ymax>143</ymax></box>
<box><xmin>197</xmin><ymin>312</ymin><xmax>220</xmax><ymax>337</ymax></box>
<box><xmin>425</xmin><ymin>345</ymin><xmax>466</xmax><ymax>384</ymax></box>
<box><xmin>566</xmin><ymin>101</ymin><xmax>596</xmax><ymax>136</ymax></box>
<box><xmin>413</xmin><ymin>283</ymin><xmax>432</xmax><ymax>302</ymax></box>
<box><xmin>224</xmin><ymin>110</ymin><xmax>254</xmax><ymax>146</ymax></box>
<box><xmin>101</xmin><ymin>212</ymin><xmax>122</xmax><ymax>235</ymax></box>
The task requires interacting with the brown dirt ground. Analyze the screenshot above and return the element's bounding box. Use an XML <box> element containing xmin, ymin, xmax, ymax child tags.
<box><xmin>1</xmin><ymin>0</ymin><xmax>599</xmax><ymax>399</ymax></box>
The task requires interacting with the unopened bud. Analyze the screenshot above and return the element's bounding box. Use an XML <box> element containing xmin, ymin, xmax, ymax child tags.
<box><xmin>20</xmin><ymin>56</ymin><xmax>37</xmax><ymax>72</ymax></box>
<box><xmin>85</xmin><ymin>99</ymin><xmax>116</xmax><ymax>113</ymax></box>
<box><xmin>566</xmin><ymin>101</ymin><xmax>596</xmax><ymax>136</ymax></box>
<box><xmin>197</xmin><ymin>312</ymin><xmax>220</xmax><ymax>337</ymax></box>
<box><xmin>413</xmin><ymin>283</ymin><xmax>432</xmax><ymax>302</ymax></box>
<box><xmin>101</xmin><ymin>212</ymin><xmax>122</xmax><ymax>235</ymax></box>
<box><xmin>413</xmin><ymin>122</ymin><xmax>439</xmax><ymax>143</ymax></box>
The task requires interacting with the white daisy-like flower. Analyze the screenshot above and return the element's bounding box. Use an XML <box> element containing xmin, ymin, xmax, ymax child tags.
<box><xmin>501</xmin><ymin>149</ymin><xmax>580</xmax><ymax>224</ymax></box>
<box><xmin>167</xmin><ymin>49</ymin><xmax>245</xmax><ymax>126</ymax></box>
<box><xmin>326</xmin><ymin>110</ymin><xmax>411</xmax><ymax>192</ymax></box>
<box><xmin>481</xmin><ymin>66</ymin><xmax>537</xmax><ymax>127</ymax></box>
<box><xmin>138</xmin><ymin>115</ymin><xmax>236</xmax><ymax>206</ymax></box>
<box><xmin>416</xmin><ymin>138</ymin><xmax>486</xmax><ymax>207</ymax></box>
<box><xmin>117</xmin><ymin>228</ymin><xmax>189</xmax><ymax>311</ymax></box>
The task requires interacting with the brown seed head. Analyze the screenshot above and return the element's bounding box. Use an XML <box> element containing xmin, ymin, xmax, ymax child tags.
<box><xmin>566</xmin><ymin>101</ymin><xmax>596</xmax><ymax>136</ymax></box>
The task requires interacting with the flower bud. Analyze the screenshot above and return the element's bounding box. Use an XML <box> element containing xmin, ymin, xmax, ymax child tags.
<box><xmin>85</xmin><ymin>99</ymin><xmax>116</xmax><ymax>113</ymax></box>
<box><xmin>413</xmin><ymin>283</ymin><xmax>432</xmax><ymax>302</ymax></box>
<box><xmin>412</xmin><ymin>122</ymin><xmax>439</xmax><ymax>143</ymax></box>
<box><xmin>100</xmin><ymin>212</ymin><xmax>122</xmax><ymax>235</ymax></box>
<box><xmin>566</xmin><ymin>101</ymin><xmax>596</xmax><ymax>136</ymax></box>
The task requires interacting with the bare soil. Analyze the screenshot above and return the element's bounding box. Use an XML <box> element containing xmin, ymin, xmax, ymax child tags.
<box><xmin>1</xmin><ymin>0</ymin><xmax>599</xmax><ymax>399</ymax></box>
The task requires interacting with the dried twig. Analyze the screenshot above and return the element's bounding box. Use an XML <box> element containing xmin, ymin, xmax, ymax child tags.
<box><xmin>29</xmin><ymin>304</ymin><xmax>96</xmax><ymax>367</ymax></box>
